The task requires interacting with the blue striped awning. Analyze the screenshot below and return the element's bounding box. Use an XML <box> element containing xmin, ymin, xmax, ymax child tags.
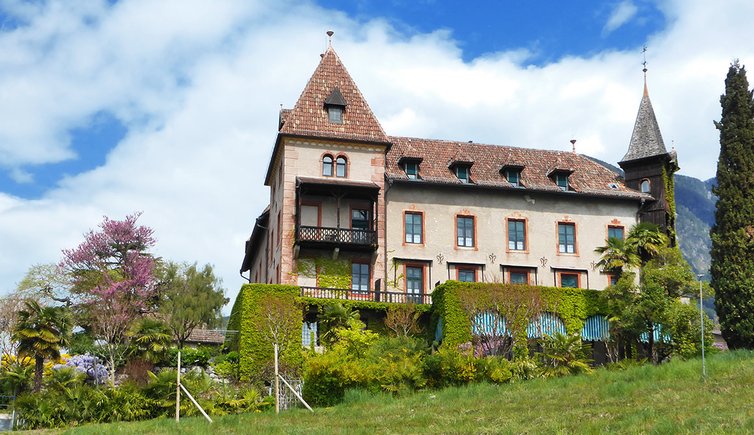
<box><xmin>581</xmin><ymin>315</ymin><xmax>610</xmax><ymax>341</ymax></box>
<box><xmin>527</xmin><ymin>312</ymin><xmax>566</xmax><ymax>338</ymax></box>
<box><xmin>302</xmin><ymin>322</ymin><xmax>318</xmax><ymax>347</ymax></box>
<box><xmin>473</xmin><ymin>311</ymin><xmax>508</xmax><ymax>337</ymax></box>
<box><xmin>640</xmin><ymin>323</ymin><xmax>671</xmax><ymax>343</ymax></box>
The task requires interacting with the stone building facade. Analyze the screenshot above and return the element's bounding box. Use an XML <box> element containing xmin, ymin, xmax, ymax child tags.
<box><xmin>240</xmin><ymin>44</ymin><xmax>676</xmax><ymax>302</ymax></box>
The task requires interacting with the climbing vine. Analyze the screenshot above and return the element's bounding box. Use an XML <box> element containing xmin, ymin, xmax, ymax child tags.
<box><xmin>296</xmin><ymin>257</ymin><xmax>351</xmax><ymax>289</ymax></box>
<box><xmin>432</xmin><ymin>281</ymin><xmax>606</xmax><ymax>357</ymax></box>
<box><xmin>662</xmin><ymin>166</ymin><xmax>677</xmax><ymax>245</ymax></box>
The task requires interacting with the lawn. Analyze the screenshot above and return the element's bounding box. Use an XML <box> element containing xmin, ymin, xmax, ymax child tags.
<box><xmin>62</xmin><ymin>351</ymin><xmax>754</xmax><ymax>434</ymax></box>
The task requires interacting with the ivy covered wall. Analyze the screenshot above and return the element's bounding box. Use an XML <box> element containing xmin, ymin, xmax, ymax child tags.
<box><xmin>228</xmin><ymin>283</ymin><xmax>303</xmax><ymax>382</ymax></box>
<box><xmin>431</xmin><ymin>281</ymin><xmax>606</xmax><ymax>357</ymax></box>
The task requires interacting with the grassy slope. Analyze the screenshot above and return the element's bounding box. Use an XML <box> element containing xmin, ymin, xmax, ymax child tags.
<box><xmin>64</xmin><ymin>351</ymin><xmax>754</xmax><ymax>434</ymax></box>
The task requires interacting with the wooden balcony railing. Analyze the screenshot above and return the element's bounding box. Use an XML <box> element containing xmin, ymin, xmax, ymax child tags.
<box><xmin>296</xmin><ymin>226</ymin><xmax>377</xmax><ymax>247</ymax></box>
<box><xmin>300</xmin><ymin>286</ymin><xmax>432</xmax><ymax>305</ymax></box>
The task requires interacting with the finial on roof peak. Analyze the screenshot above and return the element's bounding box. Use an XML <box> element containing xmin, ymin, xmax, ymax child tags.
<box><xmin>327</xmin><ymin>30</ymin><xmax>334</xmax><ymax>47</ymax></box>
<box><xmin>642</xmin><ymin>45</ymin><xmax>649</xmax><ymax>97</ymax></box>
<box><xmin>570</xmin><ymin>139</ymin><xmax>577</xmax><ymax>154</ymax></box>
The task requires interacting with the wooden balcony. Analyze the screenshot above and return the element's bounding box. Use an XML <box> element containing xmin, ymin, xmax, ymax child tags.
<box><xmin>296</xmin><ymin>226</ymin><xmax>377</xmax><ymax>251</ymax></box>
<box><xmin>300</xmin><ymin>286</ymin><xmax>432</xmax><ymax>305</ymax></box>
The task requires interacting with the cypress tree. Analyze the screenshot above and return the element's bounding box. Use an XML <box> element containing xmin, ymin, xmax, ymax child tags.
<box><xmin>711</xmin><ymin>61</ymin><xmax>754</xmax><ymax>349</ymax></box>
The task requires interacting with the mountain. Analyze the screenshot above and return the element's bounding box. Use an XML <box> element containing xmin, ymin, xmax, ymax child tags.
<box><xmin>675</xmin><ymin>175</ymin><xmax>716</xmax><ymax>278</ymax></box>
<box><xmin>585</xmin><ymin>156</ymin><xmax>716</xmax><ymax>277</ymax></box>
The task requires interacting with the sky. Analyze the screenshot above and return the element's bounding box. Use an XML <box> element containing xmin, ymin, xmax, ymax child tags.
<box><xmin>0</xmin><ymin>0</ymin><xmax>751</xmax><ymax>310</ymax></box>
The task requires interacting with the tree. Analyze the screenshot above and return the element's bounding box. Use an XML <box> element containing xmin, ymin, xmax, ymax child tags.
<box><xmin>156</xmin><ymin>262</ymin><xmax>227</xmax><ymax>349</ymax></box>
<box><xmin>15</xmin><ymin>263</ymin><xmax>73</xmax><ymax>306</ymax></box>
<box><xmin>594</xmin><ymin>237</ymin><xmax>640</xmax><ymax>277</ymax></box>
<box><xmin>127</xmin><ymin>318</ymin><xmax>172</xmax><ymax>364</ymax></box>
<box><xmin>626</xmin><ymin>223</ymin><xmax>669</xmax><ymax>266</ymax></box>
<box><xmin>60</xmin><ymin>213</ymin><xmax>158</xmax><ymax>384</ymax></box>
<box><xmin>711</xmin><ymin>61</ymin><xmax>754</xmax><ymax>349</ymax></box>
<box><xmin>12</xmin><ymin>300</ymin><xmax>72</xmax><ymax>392</ymax></box>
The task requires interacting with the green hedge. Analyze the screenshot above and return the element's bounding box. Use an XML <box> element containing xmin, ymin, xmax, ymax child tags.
<box><xmin>230</xmin><ymin>284</ymin><xmax>303</xmax><ymax>382</ymax></box>
<box><xmin>431</xmin><ymin>281</ymin><xmax>607</xmax><ymax>356</ymax></box>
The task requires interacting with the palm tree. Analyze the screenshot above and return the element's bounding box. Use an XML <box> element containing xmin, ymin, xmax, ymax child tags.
<box><xmin>626</xmin><ymin>222</ymin><xmax>669</xmax><ymax>265</ymax></box>
<box><xmin>13</xmin><ymin>300</ymin><xmax>72</xmax><ymax>392</ymax></box>
<box><xmin>318</xmin><ymin>303</ymin><xmax>360</xmax><ymax>345</ymax></box>
<box><xmin>594</xmin><ymin>237</ymin><xmax>640</xmax><ymax>277</ymax></box>
<box><xmin>127</xmin><ymin>318</ymin><xmax>173</xmax><ymax>364</ymax></box>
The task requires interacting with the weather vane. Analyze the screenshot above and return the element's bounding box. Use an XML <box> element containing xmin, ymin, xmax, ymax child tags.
<box><xmin>642</xmin><ymin>45</ymin><xmax>648</xmax><ymax>74</ymax></box>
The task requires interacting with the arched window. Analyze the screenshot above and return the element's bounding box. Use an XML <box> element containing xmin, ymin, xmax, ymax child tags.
<box><xmin>336</xmin><ymin>156</ymin><xmax>347</xmax><ymax>177</ymax></box>
<box><xmin>640</xmin><ymin>179</ymin><xmax>650</xmax><ymax>193</ymax></box>
<box><xmin>322</xmin><ymin>155</ymin><xmax>333</xmax><ymax>176</ymax></box>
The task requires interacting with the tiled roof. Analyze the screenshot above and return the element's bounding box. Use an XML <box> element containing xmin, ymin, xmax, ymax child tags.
<box><xmin>279</xmin><ymin>47</ymin><xmax>389</xmax><ymax>144</ymax></box>
<box><xmin>386</xmin><ymin>136</ymin><xmax>651</xmax><ymax>200</ymax></box>
<box><xmin>186</xmin><ymin>328</ymin><xmax>225</xmax><ymax>345</ymax></box>
<box><xmin>620</xmin><ymin>83</ymin><xmax>668</xmax><ymax>163</ymax></box>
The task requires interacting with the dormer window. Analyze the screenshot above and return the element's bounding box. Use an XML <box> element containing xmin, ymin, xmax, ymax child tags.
<box><xmin>555</xmin><ymin>173</ymin><xmax>569</xmax><ymax>191</ymax></box>
<box><xmin>399</xmin><ymin>157</ymin><xmax>422</xmax><ymax>180</ymax></box>
<box><xmin>501</xmin><ymin>165</ymin><xmax>524</xmax><ymax>188</ymax></box>
<box><xmin>328</xmin><ymin>106</ymin><xmax>343</xmax><ymax>124</ymax></box>
<box><xmin>324</xmin><ymin>87</ymin><xmax>346</xmax><ymax>125</ymax></box>
<box><xmin>405</xmin><ymin>161</ymin><xmax>419</xmax><ymax>179</ymax></box>
<box><xmin>640</xmin><ymin>179</ymin><xmax>650</xmax><ymax>193</ymax></box>
<box><xmin>456</xmin><ymin>165</ymin><xmax>470</xmax><ymax>183</ymax></box>
<box><xmin>548</xmin><ymin>169</ymin><xmax>573</xmax><ymax>191</ymax></box>
<box><xmin>322</xmin><ymin>155</ymin><xmax>333</xmax><ymax>176</ymax></box>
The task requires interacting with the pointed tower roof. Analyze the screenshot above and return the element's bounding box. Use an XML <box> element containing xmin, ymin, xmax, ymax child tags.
<box><xmin>279</xmin><ymin>47</ymin><xmax>388</xmax><ymax>144</ymax></box>
<box><xmin>620</xmin><ymin>80</ymin><xmax>668</xmax><ymax>163</ymax></box>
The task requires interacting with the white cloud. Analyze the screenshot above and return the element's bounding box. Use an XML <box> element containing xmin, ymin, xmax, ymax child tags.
<box><xmin>603</xmin><ymin>1</ymin><xmax>638</xmax><ymax>35</ymax></box>
<box><xmin>0</xmin><ymin>0</ymin><xmax>752</xmax><ymax>311</ymax></box>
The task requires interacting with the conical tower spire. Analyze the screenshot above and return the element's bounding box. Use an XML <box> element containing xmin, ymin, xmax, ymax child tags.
<box><xmin>279</xmin><ymin>43</ymin><xmax>388</xmax><ymax>144</ymax></box>
<box><xmin>620</xmin><ymin>61</ymin><xmax>668</xmax><ymax>163</ymax></box>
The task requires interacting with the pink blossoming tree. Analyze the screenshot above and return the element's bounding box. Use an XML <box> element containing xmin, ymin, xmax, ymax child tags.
<box><xmin>60</xmin><ymin>213</ymin><xmax>157</xmax><ymax>384</ymax></box>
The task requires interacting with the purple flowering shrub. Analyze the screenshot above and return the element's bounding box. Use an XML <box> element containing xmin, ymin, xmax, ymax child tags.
<box><xmin>54</xmin><ymin>354</ymin><xmax>108</xmax><ymax>384</ymax></box>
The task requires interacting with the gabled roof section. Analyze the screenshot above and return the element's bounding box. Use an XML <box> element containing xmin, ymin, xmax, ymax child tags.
<box><xmin>386</xmin><ymin>136</ymin><xmax>651</xmax><ymax>200</ymax></box>
<box><xmin>324</xmin><ymin>87</ymin><xmax>346</xmax><ymax>106</ymax></box>
<box><xmin>279</xmin><ymin>47</ymin><xmax>388</xmax><ymax>144</ymax></box>
<box><xmin>620</xmin><ymin>83</ymin><xmax>668</xmax><ymax>163</ymax></box>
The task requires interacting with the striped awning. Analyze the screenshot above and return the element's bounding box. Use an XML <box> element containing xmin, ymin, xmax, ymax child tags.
<box><xmin>581</xmin><ymin>315</ymin><xmax>610</xmax><ymax>341</ymax></box>
<box><xmin>640</xmin><ymin>323</ymin><xmax>671</xmax><ymax>343</ymax></box>
<box><xmin>527</xmin><ymin>312</ymin><xmax>566</xmax><ymax>338</ymax></box>
<box><xmin>473</xmin><ymin>311</ymin><xmax>508</xmax><ymax>337</ymax></box>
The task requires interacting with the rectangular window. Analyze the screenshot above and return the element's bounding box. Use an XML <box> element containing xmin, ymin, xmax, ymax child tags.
<box><xmin>351</xmin><ymin>263</ymin><xmax>370</xmax><ymax>292</ymax></box>
<box><xmin>559</xmin><ymin>272</ymin><xmax>579</xmax><ymax>288</ymax></box>
<box><xmin>352</xmin><ymin>209</ymin><xmax>370</xmax><ymax>244</ymax></box>
<box><xmin>506</xmin><ymin>169</ymin><xmax>521</xmax><ymax>187</ymax></box>
<box><xmin>404</xmin><ymin>212</ymin><xmax>423</xmax><ymax>244</ymax></box>
<box><xmin>608</xmin><ymin>274</ymin><xmax>619</xmax><ymax>286</ymax></box>
<box><xmin>406</xmin><ymin>265</ymin><xmax>424</xmax><ymax>303</ymax></box>
<box><xmin>509</xmin><ymin>270</ymin><xmax>530</xmax><ymax>285</ymax></box>
<box><xmin>558</xmin><ymin>222</ymin><xmax>576</xmax><ymax>254</ymax></box>
<box><xmin>555</xmin><ymin>173</ymin><xmax>569</xmax><ymax>191</ymax></box>
<box><xmin>508</xmin><ymin>219</ymin><xmax>526</xmax><ymax>251</ymax></box>
<box><xmin>328</xmin><ymin>107</ymin><xmax>343</xmax><ymax>124</ymax></box>
<box><xmin>456</xmin><ymin>166</ymin><xmax>470</xmax><ymax>183</ymax></box>
<box><xmin>351</xmin><ymin>209</ymin><xmax>369</xmax><ymax>230</ymax></box>
<box><xmin>405</xmin><ymin>162</ymin><xmax>419</xmax><ymax>179</ymax></box>
<box><xmin>608</xmin><ymin>225</ymin><xmax>624</xmax><ymax>241</ymax></box>
<box><xmin>458</xmin><ymin>267</ymin><xmax>476</xmax><ymax>282</ymax></box>
<box><xmin>456</xmin><ymin>216</ymin><xmax>475</xmax><ymax>247</ymax></box>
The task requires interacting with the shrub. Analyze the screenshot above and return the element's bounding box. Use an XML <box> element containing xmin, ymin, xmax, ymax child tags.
<box><xmin>301</xmin><ymin>350</ymin><xmax>348</xmax><ymax>407</ymax></box>
<box><xmin>475</xmin><ymin>356</ymin><xmax>513</xmax><ymax>384</ymax></box>
<box><xmin>423</xmin><ymin>347</ymin><xmax>477</xmax><ymax>388</ymax></box>
<box><xmin>509</xmin><ymin>358</ymin><xmax>540</xmax><ymax>381</ymax></box>
<box><xmin>162</xmin><ymin>346</ymin><xmax>212</xmax><ymax>368</ymax></box>
<box><xmin>537</xmin><ymin>333</ymin><xmax>593</xmax><ymax>378</ymax></box>
<box><xmin>54</xmin><ymin>354</ymin><xmax>108</xmax><ymax>385</ymax></box>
